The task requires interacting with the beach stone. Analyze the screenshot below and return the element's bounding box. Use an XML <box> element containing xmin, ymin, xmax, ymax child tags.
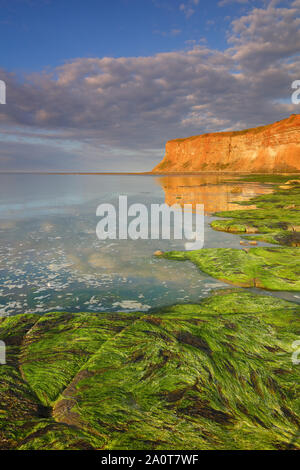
<box><xmin>154</xmin><ymin>250</ymin><xmax>164</xmax><ymax>256</ymax></box>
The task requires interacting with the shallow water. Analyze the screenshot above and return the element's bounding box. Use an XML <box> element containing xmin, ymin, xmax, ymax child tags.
<box><xmin>0</xmin><ymin>174</ymin><xmax>298</xmax><ymax>316</ymax></box>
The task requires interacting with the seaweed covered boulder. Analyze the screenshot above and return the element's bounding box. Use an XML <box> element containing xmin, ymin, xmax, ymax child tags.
<box><xmin>0</xmin><ymin>311</ymin><xmax>140</xmax><ymax>450</ymax></box>
<box><xmin>0</xmin><ymin>291</ymin><xmax>299</xmax><ymax>450</ymax></box>
<box><xmin>211</xmin><ymin>183</ymin><xmax>300</xmax><ymax>247</ymax></box>
<box><xmin>0</xmin><ymin>314</ymin><xmax>43</xmax><ymax>449</ymax></box>
<box><xmin>20</xmin><ymin>311</ymin><xmax>140</xmax><ymax>406</ymax></box>
<box><xmin>161</xmin><ymin>247</ymin><xmax>300</xmax><ymax>290</ymax></box>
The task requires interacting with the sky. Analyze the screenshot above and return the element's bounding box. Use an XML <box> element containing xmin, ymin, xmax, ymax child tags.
<box><xmin>0</xmin><ymin>0</ymin><xmax>299</xmax><ymax>171</ymax></box>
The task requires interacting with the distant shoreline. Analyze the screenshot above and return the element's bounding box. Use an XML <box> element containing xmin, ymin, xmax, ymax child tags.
<box><xmin>0</xmin><ymin>171</ymin><xmax>153</xmax><ymax>175</ymax></box>
<box><xmin>0</xmin><ymin>171</ymin><xmax>300</xmax><ymax>175</ymax></box>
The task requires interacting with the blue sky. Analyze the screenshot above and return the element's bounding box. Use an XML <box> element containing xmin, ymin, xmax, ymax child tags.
<box><xmin>0</xmin><ymin>0</ymin><xmax>253</xmax><ymax>71</ymax></box>
<box><xmin>0</xmin><ymin>0</ymin><xmax>299</xmax><ymax>171</ymax></box>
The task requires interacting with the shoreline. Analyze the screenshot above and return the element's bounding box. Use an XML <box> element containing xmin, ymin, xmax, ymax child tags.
<box><xmin>1</xmin><ymin>171</ymin><xmax>300</xmax><ymax>176</ymax></box>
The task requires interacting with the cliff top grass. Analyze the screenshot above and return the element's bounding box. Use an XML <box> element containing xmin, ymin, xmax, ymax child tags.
<box><xmin>0</xmin><ymin>290</ymin><xmax>299</xmax><ymax>450</ymax></box>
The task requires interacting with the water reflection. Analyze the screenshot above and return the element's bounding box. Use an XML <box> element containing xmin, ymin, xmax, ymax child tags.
<box><xmin>0</xmin><ymin>174</ymin><xmax>297</xmax><ymax>317</ymax></box>
<box><xmin>156</xmin><ymin>175</ymin><xmax>273</xmax><ymax>214</ymax></box>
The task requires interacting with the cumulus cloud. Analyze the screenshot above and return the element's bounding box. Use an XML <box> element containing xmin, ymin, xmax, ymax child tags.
<box><xmin>228</xmin><ymin>1</ymin><xmax>300</xmax><ymax>71</ymax></box>
<box><xmin>0</xmin><ymin>0</ymin><xmax>300</xmax><ymax>170</ymax></box>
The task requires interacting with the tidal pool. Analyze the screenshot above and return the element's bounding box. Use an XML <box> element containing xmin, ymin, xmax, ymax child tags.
<box><xmin>0</xmin><ymin>173</ymin><xmax>298</xmax><ymax>316</ymax></box>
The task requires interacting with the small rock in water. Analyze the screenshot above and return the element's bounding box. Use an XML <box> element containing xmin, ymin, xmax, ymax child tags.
<box><xmin>286</xmin><ymin>179</ymin><xmax>300</xmax><ymax>186</ymax></box>
<box><xmin>154</xmin><ymin>250</ymin><xmax>164</xmax><ymax>256</ymax></box>
<box><xmin>240</xmin><ymin>240</ymin><xmax>248</xmax><ymax>246</ymax></box>
<box><xmin>249</xmin><ymin>241</ymin><xmax>257</xmax><ymax>245</ymax></box>
<box><xmin>245</xmin><ymin>226</ymin><xmax>258</xmax><ymax>233</ymax></box>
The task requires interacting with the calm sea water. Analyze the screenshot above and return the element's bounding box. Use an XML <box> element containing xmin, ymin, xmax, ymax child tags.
<box><xmin>0</xmin><ymin>174</ymin><xmax>298</xmax><ymax>316</ymax></box>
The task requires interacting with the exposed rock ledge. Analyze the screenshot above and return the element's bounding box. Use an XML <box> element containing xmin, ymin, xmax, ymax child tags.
<box><xmin>153</xmin><ymin>114</ymin><xmax>300</xmax><ymax>173</ymax></box>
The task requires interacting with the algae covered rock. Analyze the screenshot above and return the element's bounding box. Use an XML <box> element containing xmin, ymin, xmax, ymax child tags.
<box><xmin>53</xmin><ymin>292</ymin><xmax>300</xmax><ymax>450</ymax></box>
<box><xmin>0</xmin><ymin>314</ymin><xmax>42</xmax><ymax>449</ymax></box>
<box><xmin>211</xmin><ymin>184</ymin><xmax>300</xmax><ymax>246</ymax></box>
<box><xmin>1</xmin><ymin>291</ymin><xmax>299</xmax><ymax>450</ymax></box>
<box><xmin>0</xmin><ymin>312</ymin><xmax>139</xmax><ymax>450</ymax></box>
<box><xmin>162</xmin><ymin>247</ymin><xmax>300</xmax><ymax>290</ymax></box>
<box><xmin>20</xmin><ymin>311</ymin><xmax>140</xmax><ymax>406</ymax></box>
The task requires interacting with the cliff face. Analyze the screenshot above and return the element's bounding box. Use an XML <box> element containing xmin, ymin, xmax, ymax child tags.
<box><xmin>153</xmin><ymin>114</ymin><xmax>300</xmax><ymax>173</ymax></box>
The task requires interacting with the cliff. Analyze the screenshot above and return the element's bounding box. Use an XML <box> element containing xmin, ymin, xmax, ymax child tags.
<box><xmin>153</xmin><ymin>114</ymin><xmax>300</xmax><ymax>173</ymax></box>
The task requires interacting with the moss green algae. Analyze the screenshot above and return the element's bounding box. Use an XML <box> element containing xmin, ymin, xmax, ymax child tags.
<box><xmin>20</xmin><ymin>311</ymin><xmax>140</xmax><ymax>406</ymax></box>
<box><xmin>161</xmin><ymin>178</ymin><xmax>300</xmax><ymax>290</ymax></box>
<box><xmin>0</xmin><ymin>291</ymin><xmax>299</xmax><ymax>450</ymax></box>
<box><xmin>211</xmin><ymin>182</ymin><xmax>300</xmax><ymax>247</ymax></box>
<box><xmin>162</xmin><ymin>247</ymin><xmax>300</xmax><ymax>290</ymax></box>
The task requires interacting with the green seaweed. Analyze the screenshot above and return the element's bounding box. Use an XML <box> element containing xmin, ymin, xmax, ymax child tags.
<box><xmin>0</xmin><ymin>291</ymin><xmax>299</xmax><ymax>450</ymax></box>
<box><xmin>211</xmin><ymin>184</ymin><xmax>300</xmax><ymax>246</ymax></box>
<box><xmin>0</xmin><ymin>314</ymin><xmax>42</xmax><ymax>449</ymax></box>
<box><xmin>161</xmin><ymin>247</ymin><xmax>300</xmax><ymax>290</ymax></box>
<box><xmin>20</xmin><ymin>311</ymin><xmax>140</xmax><ymax>406</ymax></box>
<box><xmin>229</xmin><ymin>175</ymin><xmax>300</xmax><ymax>184</ymax></box>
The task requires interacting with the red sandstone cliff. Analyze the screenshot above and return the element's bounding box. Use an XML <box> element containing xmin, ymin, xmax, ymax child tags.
<box><xmin>153</xmin><ymin>114</ymin><xmax>300</xmax><ymax>173</ymax></box>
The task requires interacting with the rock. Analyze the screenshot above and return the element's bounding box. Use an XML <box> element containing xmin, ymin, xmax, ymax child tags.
<box><xmin>279</xmin><ymin>180</ymin><xmax>300</xmax><ymax>189</ymax></box>
<box><xmin>153</xmin><ymin>114</ymin><xmax>300</xmax><ymax>173</ymax></box>
<box><xmin>211</xmin><ymin>183</ymin><xmax>300</xmax><ymax>246</ymax></box>
<box><xmin>154</xmin><ymin>250</ymin><xmax>164</xmax><ymax>256</ymax></box>
<box><xmin>245</xmin><ymin>226</ymin><xmax>259</xmax><ymax>233</ymax></box>
<box><xmin>2</xmin><ymin>291</ymin><xmax>298</xmax><ymax>450</ymax></box>
<box><xmin>240</xmin><ymin>240</ymin><xmax>248</xmax><ymax>245</ymax></box>
<box><xmin>286</xmin><ymin>179</ymin><xmax>300</xmax><ymax>185</ymax></box>
<box><xmin>287</xmin><ymin>224</ymin><xmax>300</xmax><ymax>232</ymax></box>
<box><xmin>162</xmin><ymin>247</ymin><xmax>300</xmax><ymax>291</ymax></box>
<box><xmin>249</xmin><ymin>240</ymin><xmax>258</xmax><ymax>245</ymax></box>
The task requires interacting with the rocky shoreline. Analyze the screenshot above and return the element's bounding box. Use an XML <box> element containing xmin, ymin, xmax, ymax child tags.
<box><xmin>0</xmin><ymin>175</ymin><xmax>299</xmax><ymax>450</ymax></box>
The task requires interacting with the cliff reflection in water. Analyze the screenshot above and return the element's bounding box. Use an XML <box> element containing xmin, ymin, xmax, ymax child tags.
<box><xmin>156</xmin><ymin>175</ymin><xmax>273</xmax><ymax>214</ymax></box>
